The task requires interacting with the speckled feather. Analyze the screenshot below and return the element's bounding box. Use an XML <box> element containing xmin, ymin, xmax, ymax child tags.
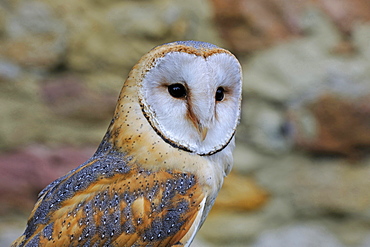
<box><xmin>12</xmin><ymin>41</ymin><xmax>242</xmax><ymax>247</ymax></box>
<box><xmin>14</xmin><ymin>142</ymin><xmax>204</xmax><ymax>246</ymax></box>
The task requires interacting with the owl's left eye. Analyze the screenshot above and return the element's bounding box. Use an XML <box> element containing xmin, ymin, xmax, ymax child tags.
<box><xmin>215</xmin><ymin>87</ymin><xmax>224</xmax><ymax>101</ymax></box>
<box><xmin>168</xmin><ymin>84</ymin><xmax>186</xmax><ymax>98</ymax></box>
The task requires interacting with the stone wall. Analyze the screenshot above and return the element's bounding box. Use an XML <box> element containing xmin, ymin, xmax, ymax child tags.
<box><xmin>0</xmin><ymin>0</ymin><xmax>369</xmax><ymax>246</ymax></box>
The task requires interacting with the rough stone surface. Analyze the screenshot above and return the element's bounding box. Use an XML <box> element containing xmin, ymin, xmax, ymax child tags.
<box><xmin>241</xmin><ymin>99</ymin><xmax>292</xmax><ymax>154</ymax></box>
<box><xmin>40</xmin><ymin>74</ymin><xmax>117</xmax><ymax>121</ymax></box>
<box><xmin>200</xmin><ymin>212</ymin><xmax>268</xmax><ymax>245</ymax></box>
<box><xmin>289</xmin><ymin>158</ymin><xmax>370</xmax><ymax>216</ymax></box>
<box><xmin>209</xmin><ymin>0</ymin><xmax>370</xmax><ymax>55</ymax></box>
<box><xmin>1</xmin><ymin>1</ymin><xmax>67</xmax><ymax>68</ymax></box>
<box><xmin>252</xmin><ymin>224</ymin><xmax>345</xmax><ymax>247</ymax></box>
<box><xmin>360</xmin><ymin>235</ymin><xmax>370</xmax><ymax>247</ymax></box>
<box><xmin>0</xmin><ymin>146</ymin><xmax>94</xmax><ymax>214</ymax></box>
<box><xmin>232</xmin><ymin>142</ymin><xmax>276</xmax><ymax>173</ymax></box>
<box><xmin>242</xmin><ymin>10</ymin><xmax>342</xmax><ymax>103</ymax></box>
<box><xmin>289</xmin><ymin>93</ymin><xmax>370</xmax><ymax>158</ymax></box>
<box><xmin>0</xmin><ymin>216</ymin><xmax>25</xmax><ymax>247</ymax></box>
<box><xmin>212</xmin><ymin>172</ymin><xmax>269</xmax><ymax>211</ymax></box>
<box><xmin>254</xmin><ymin>154</ymin><xmax>370</xmax><ymax>216</ymax></box>
<box><xmin>240</xmin><ymin>8</ymin><xmax>370</xmax><ymax>158</ymax></box>
<box><xmin>56</xmin><ymin>0</ymin><xmax>221</xmax><ymax>75</ymax></box>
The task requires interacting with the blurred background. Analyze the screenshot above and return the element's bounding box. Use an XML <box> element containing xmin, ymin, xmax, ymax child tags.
<box><xmin>0</xmin><ymin>0</ymin><xmax>370</xmax><ymax>246</ymax></box>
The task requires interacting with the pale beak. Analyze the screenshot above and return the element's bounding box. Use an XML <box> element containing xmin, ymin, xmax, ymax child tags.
<box><xmin>186</xmin><ymin>94</ymin><xmax>212</xmax><ymax>142</ymax></box>
<box><xmin>198</xmin><ymin>125</ymin><xmax>208</xmax><ymax>141</ymax></box>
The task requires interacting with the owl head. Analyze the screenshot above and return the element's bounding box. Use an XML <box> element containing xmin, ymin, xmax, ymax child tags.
<box><xmin>115</xmin><ymin>41</ymin><xmax>242</xmax><ymax>157</ymax></box>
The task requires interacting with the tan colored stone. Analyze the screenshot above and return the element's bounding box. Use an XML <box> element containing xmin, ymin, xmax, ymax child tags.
<box><xmin>315</xmin><ymin>0</ymin><xmax>370</xmax><ymax>34</ymax></box>
<box><xmin>49</xmin><ymin>0</ymin><xmax>221</xmax><ymax>73</ymax></box>
<box><xmin>1</xmin><ymin>1</ymin><xmax>66</xmax><ymax>68</ymax></box>
<box><xmin>256</xmin><ymin>154</ymin><xmax>370</xmax><ymax>215</ymax></box>
<box><xmin>290</xmin><ymin>157</ymin><xmax>370</xmax><ymax>215</ymax></box>
<box><xmin>290</xmin><ymin>93</ymin><xmax>370</xmax><ymax>158</ymax></box>
<box><xmin>2</xmin><ymin>34</ymin><xmax>64</xmax><ymax>68</ymax></box>
<box><xmin>209</xmin><ymin>0</ymin><xmax>304</xmax><ymax>54</ymax></box>
<box><xmin>40</xmin><ymin>74</ymin><xmax>117</xmax><ymax>121</ymax></box>
<box><xmin>210</xmin><ymin>0</ymin><xmax>370</xmax><ymax>55</ymax></box>
<box><xmin>212</xmin><ymin>172</ymin><xmax>269</xmax><ymax>212</ymax></box>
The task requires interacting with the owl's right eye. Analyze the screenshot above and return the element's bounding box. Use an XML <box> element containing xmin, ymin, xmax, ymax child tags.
<box><xmin>168</xmin><ymin>84</ymin><xmax>186</xmax><ymax>98</ymax></box>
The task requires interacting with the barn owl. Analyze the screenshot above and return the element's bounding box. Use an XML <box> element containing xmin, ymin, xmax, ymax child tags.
<box><xmin>12</xmin><ymin>41</ymin><xmax>242</xmax><ymax>247</ymax></box>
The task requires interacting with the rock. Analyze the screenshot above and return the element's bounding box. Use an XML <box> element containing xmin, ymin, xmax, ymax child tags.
<box><xmin>107</xmin><ymin>2</ymin><xmax>175</xmax><ymax>39</ymax></box>
<box><xmin>241</xmin><ymin>13</ymin><xmax>341</xmax><ymax>103</ymax></box>
<box><xmin>200</xmin><ymin>197</ymin><xmax>295</xmax><ymax>246</ymax></box>
<box><xmin>255</xmin><ymin>153</ymin><xmax>370</xmax><ymax>214</ymax></box>
<box><xmin>212</xmin><ymin>172</ymin><xmax>269</xmax><ymax>212</ymax></box>
<box><xmin>190</xmin><ymin>237</ymin><xmax>213</xmax><ymax>247</ymax></box>
<box><xmin>241</xmin><ymin>9</ymin><xmax>370</xmax><ymax>104</ymax></box>
<box><xmin>239</xmin><ymin>8</ymin><xmax>370</xmax><ymax>159</ymax></box>
<box><xmin>0</xmin><ymin>6</ymin><xmax>6</xmax><ymax>34</ymax></box>
<box><xmin>291</xmin><ymin>159</ymin><xmax>370</xmax><ymax>216</ymax></box>
<box><xmin>289</xmin><ymin>93</ymin><xmax>370</xmax><ymax>158</ymax></box>
<box><xmin>0</xmin><ymin>60</ymin><xmax>21</xmax><ymax>81</ymax></box>
<box><xmin>210</xmin><ymin>0</ymin><xmax>370</xmax><ymax>55</ymax></box>
<box><xmin>199</xmin><ymin>212</ymin><xmax>267</xmax><ymax>245</ymax></box>
<box><xmin>55</xmin><ymin>0</ymin><xmax>221</xmax><ymax>74</ymax></box>
<box><xmin>254</xmin><ymin>155</ymin><xmax>296</xmax><ymax>195</ymax></box>
<box><xmin>255</xmin><ymin>154</ymin><xmax>370</xmax><ymax>216</ymax></box>
<box><xmin>331</xmin><ymin>220</ymin><xmax>370</xmax><ymax>246</ymax></box>
<box><xmin>232</xmin><ymin>143</ymin><xmax>274</xmax><ymax>173</ymax></box>
<box><xmin>0</xmin><ymin>73</ymin><xmax>113</xmax><ymax>150</ymax></box>
<box><xmin>40</xmin><ymin>74</ymin><xmax>117</xmax><ymax>121</ymax></box>
<box><xmin>260</xmin><ymin>198</ymin><xmax>296</xmax><ymax>226</ymax></box>
<box><xmin>353</xmin><ymin>23</ymin><xmax>370</xmax><ymax>61</ymax></box>
<box><xmin>0</xmin><ymin>76</ymin><xmax>47</xmax><ymax>150</ymax></box>
<box><xmin>360</xmin><ymin>235</ymin><xmax>370</xmax><ymax>247</ymax></box>
<box><xmin>0</xmin><ymin>145</ymin><xmax>94</xmax><ymax>214</ymax></box>
<box><xmin>0</xmin><ymin>215</ymin><xmax>26</xmax><ymax>247</ymax></box>
<box><xmin>210</xmin><ymin>0</ymin><xmax>304</xmax><ymax>54</ymax></box>
<box><xmin>1</xmin><ymin>1</ymin><xmax>66</xmax><ymax>68</ymax></box>
<box><xmin>315</xmin><ymin>0</ymin><xmax>370</xmax><ymax>34</ymax></box>
<box><xmin>240</xmin><ymin>99</ymin><xmax>292</xmax><ymax>154</ymax></box>
<box><xmin>252</xmin><ymin>224</ymin><xmax>345</xmax><ymax>247</ymax></box>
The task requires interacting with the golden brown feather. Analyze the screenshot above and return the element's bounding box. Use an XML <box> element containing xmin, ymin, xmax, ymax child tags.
<box><xmin>12</xmin><ymin>143</ymin><xmax>205</xmax><ymax>246</ymax></box>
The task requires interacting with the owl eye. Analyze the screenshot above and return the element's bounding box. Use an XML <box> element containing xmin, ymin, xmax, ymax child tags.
<box><xmin>215</xmin><ymin>87</ymin><xmax>224</xmax><ymax>101</ymax></box>
<box><xmin>168</xmin><ymin>83</ymin><xmax>186</xmax><ymax>98</ymax></box>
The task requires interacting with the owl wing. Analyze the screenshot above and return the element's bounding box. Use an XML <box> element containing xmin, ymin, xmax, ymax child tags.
<box><xmin>12</xmin><ymin>154</ymin><xmax>206</xmax><ymax>247</ymax></box>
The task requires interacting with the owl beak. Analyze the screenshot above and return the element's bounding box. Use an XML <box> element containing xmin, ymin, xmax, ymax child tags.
<box><xmin>199</xmin><ymin>125</ymin><xmax>208</xmax><ymax>141</ymax></box>
<box><xmin>187</xmin><ymin>107</ymin><xmax>209</xmax><ymax>141</ymax></box>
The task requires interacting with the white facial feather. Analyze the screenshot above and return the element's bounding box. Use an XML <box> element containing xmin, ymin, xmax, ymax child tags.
<box><xmin>141</xmin><ymin>51</ymin><xmax>242</xmax><ymax>155</ymax></box>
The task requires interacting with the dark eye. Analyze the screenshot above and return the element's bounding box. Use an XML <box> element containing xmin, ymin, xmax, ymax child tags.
<box><xmin>215</xmin><ymin>87</ymin><xmax>224</xmax><ymax>101</ymax></box>
<box><xmin>168</xmin><ymin>83</ymin><xmax>186</xmax><ymax>98</ymax></box>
